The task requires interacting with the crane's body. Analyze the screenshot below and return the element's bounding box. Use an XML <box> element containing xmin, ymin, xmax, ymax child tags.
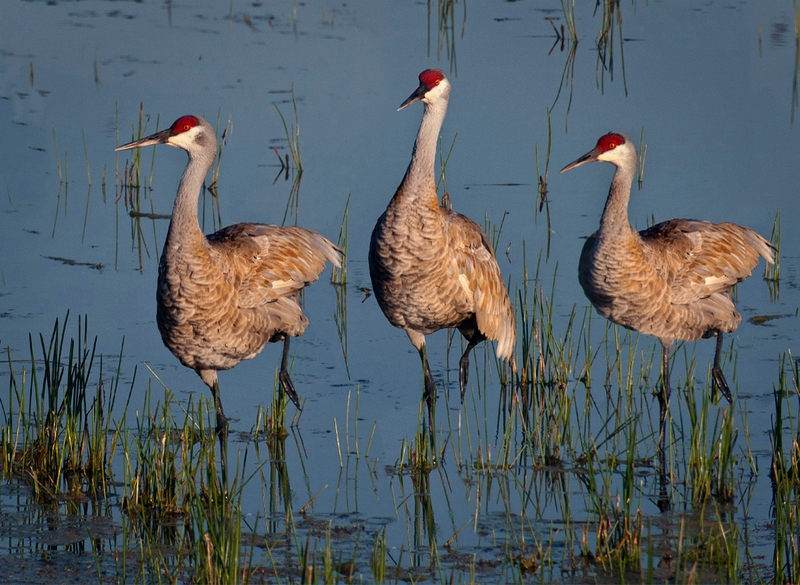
<box><xmin>561</xmin><ymin>132</ymin><xmax>773</xmax><ymax>471</ymax></box>
<box><xmin>158</xmin><ymin>221</ymin><xmax>337</xmax><ymax>386</ymax></box>
<box><xmin>117</xmin><ymin>115</ymin><xmax>340</xmax><ymax>445</ymax></box>
<box><xmin>579</xmin><ymin>217</ymin><xmax>766</xmax><ymax>345</ymax></box>
<box><xmin>369</xmin><ymin>69</ymin><xmax>516</xmax><ymax>422</ymax></box>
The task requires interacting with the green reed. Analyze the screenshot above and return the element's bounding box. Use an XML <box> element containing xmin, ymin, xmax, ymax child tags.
<box><xmin>330</xmin><ymin>192</ymin><xmax>349</xmax><ymax>285</ymax></box>
<box><xmin>680</xmin><ymin>377</ymin><xmax>737</xmax><ymax>506</ymax></box>
<box><xmin>116</xmin><ymin>379</ymin><xmax>261</xmax><ymax>583</ymax></box>
<box><xmin>436</xmin><ymin>133</ymin><xmax>457</xmax><ymax>210</ymax></box>
<box><xmin>765</xmin><ymin>210</ymin><xmax>781</xmax><ymax>282</ymax></box>
<box><xmin>275</xmin><ymin>87</ymin><xmax>304</xmax><ymax>226</ymax></box>
<box><xmin>275</xmin><ymin>84</ymin><xmax>303</xmax><ymax>173</ymax></box>
<box><xmin>769</xmin><ymin>351</ymin><xmax>800</xmax><ymax>583</ymax></box>
<box><xmin>534</xmin><ymin>108</ymin><xmax>553</xmax><ymax>258</ymax></box>
<box><xmin>1</xmin><ymin>313</ymin><xmax>130</xmax><ymax>500</ymax></box>
<box><xmin>52</xmin><ymin>125</ymin><xmax>64</xmax><ymax>183</ymax></box>
<box><xmin>206</xmin><ymin>112</ymin><xmax>230</xmax><ymax>232</ymax></box>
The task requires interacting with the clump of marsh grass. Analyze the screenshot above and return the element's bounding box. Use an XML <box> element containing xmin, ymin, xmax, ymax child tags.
<box><xmin>118</xmin><ymin>379</ymin><xmax>261</xmax><ymax>583</ymax></box>
<box><xmin>678</xmin><ymin>377</ymin><xmax>737</xmax><ymax>505</ymax></box>
<box><xmin>768</xmin><ymin>351</ymin><xmax>800</xmax><ymax>583</ymax></box>
<box><xmin>0</xmin><ymin>313</ymin><xmax>131</xmax><ymax>501</ymax></box>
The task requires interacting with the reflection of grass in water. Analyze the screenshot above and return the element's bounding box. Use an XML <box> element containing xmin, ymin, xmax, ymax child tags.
<box><xmin>331</xmin><ymin>193</ymin><xmax>350</xmax><ymax>375</ymax></box>
<box><xmin>550</xmin><ymin>0</ymin><xmax>628</xmax><ymax>127</ymax></box>
<box><xmin>549</xmin><ymin>3</ymin><xmax>579</xmax><ymax>129</ymax></box>
<box><xmin>274</xmin><ymin>86</ymin><xmax>304</xmax><ymax>226</ymax></box>
<box><xmin>535</xmin><ymin>108</ymin><xmax>553</xmax><ymax>259</ymax></box>
<box><xmin>427</xmin><ymin>0</ymin><xmax>464</xmax><ymax>75</ymax></box>
<box><xmin>115</xmin><ymin>105</ymin><xmax>160</xmax><ymax>271</ymax></box>
<box><xmin>48</xmin><ymin>123</ymin><xmax>107</xmax><ymax>244</ymax></box>
<box><xmin>595</xmin><ymin>0</ymin><xmax>628</xmax><ymax>97</ymax></box>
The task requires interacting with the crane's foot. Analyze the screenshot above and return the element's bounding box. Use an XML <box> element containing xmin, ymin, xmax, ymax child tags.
<box><xmin>711</xmin><ymin>332</ymin><xmax>733</xmax><ymax>403</ymax></box>
<box><xmin>279</xmin><ymin>370</ymin><xmax>302</xmax><ymax>410</ymax></box>
<box><xmin>711</xmin><ymin>366</ymin><xmax>733</xmax><ymax>404</ymax></box>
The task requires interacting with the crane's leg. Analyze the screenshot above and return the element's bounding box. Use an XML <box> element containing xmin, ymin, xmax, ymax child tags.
<box><xmin>459</xmin><ymin>338</ymin><xmax>480</xmax><ymax>404</ymax></box>
<box><xmin>278</xmin><ymin>336</ymin><xmax>303</xmax><ymax>410</ymax></box>
<box><xmin>711</xmin><ymin>332</ymin><xmax>733</xmax><ymax>403</ymax></box>
<box><xmin>657</xmin><ymin>344</ymin><xmax>672</xmax><ymax>478</ymax></box>
<box><xmin>419</xmin><ymin>346</ymin><xmax>437</xmax><ymax>430</ymax></box>
<box><xmin>210</xmin><ymin>380</ymin><xmax>229</xmax><ymax>484</ymax></box>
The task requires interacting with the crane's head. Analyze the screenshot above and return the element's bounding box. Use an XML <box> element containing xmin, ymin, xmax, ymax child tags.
<box><xmin>560</xmin><ymin>132</ymin><xmax>636</xmax><ymax>173</ymax></box>
<box><xmin>116</xmin><ymin>115</ymin><xmax>216</xmax><ymax>155</ymax></box>
<box><xmin>398</xmin><ymin>69</ymin><xmax>451</xmax><ymax>111</ymax></box>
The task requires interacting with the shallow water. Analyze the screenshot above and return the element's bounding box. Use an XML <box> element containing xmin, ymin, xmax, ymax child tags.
<box><xmin>1</xmin><ymin>0</ymin><xmax>799</xmax><ymax>581</ymax></box>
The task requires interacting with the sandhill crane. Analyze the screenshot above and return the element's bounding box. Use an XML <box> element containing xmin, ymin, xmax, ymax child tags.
<box><xmin>560</xmin><ymin>132</ymin><xmax>773</xmax><ymax>465</ymax></box>
<box><xmin>116</xmin><ymin>114</ymin><xmax>341</xmax><ymax>449</ymax></box>
<box><xmin>368</xmin><ymin>69</ymin><xmax>516</xmax><ymax>427</ymax></box>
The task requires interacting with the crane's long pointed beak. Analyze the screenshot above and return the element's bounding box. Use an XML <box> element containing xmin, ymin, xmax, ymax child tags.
<box><xmin>398</xmin><ymin>83</ymin><xmax>427</xmax><ymax>111</ymax></box>
<box><xmin>115</xmin><ymin>127</ymin><xmax>172</xmax><ymax>152</ymax></box>
<box><xmin>560</xmin><ymin>148</ymin><xmax>600</xmax><ymax>173</ymax></box>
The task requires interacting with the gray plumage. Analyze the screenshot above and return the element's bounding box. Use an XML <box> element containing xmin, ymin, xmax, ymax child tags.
<box><xmin>116</xmin><ymin>114</ymin><xmax>341</xmax><ymax>442</ymax></box>
<box><xmin>561</xmin><ymin>132</ymin><xmax>773</xmax><ymax>469</ymax></box>
<box><xmin>369</xmin><ymin>69</ymin><xmax>516</xmax><ymax>419</ymax></box>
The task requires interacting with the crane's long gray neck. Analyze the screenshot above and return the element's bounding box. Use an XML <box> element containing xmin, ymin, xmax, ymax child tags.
<box><xmin>597</xmin><ymin>153</ymin><xmax>637</xmax><ymax>241</ymax></box>
<box><xmin>399</xmin><ymin>97</ymin><xmax>448</xmax><ymax>200</ymax></box>
<box><xmin>166</xmin><ymin>147</ymin><xmax>216</xmax><ymax>245</ymax></box>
